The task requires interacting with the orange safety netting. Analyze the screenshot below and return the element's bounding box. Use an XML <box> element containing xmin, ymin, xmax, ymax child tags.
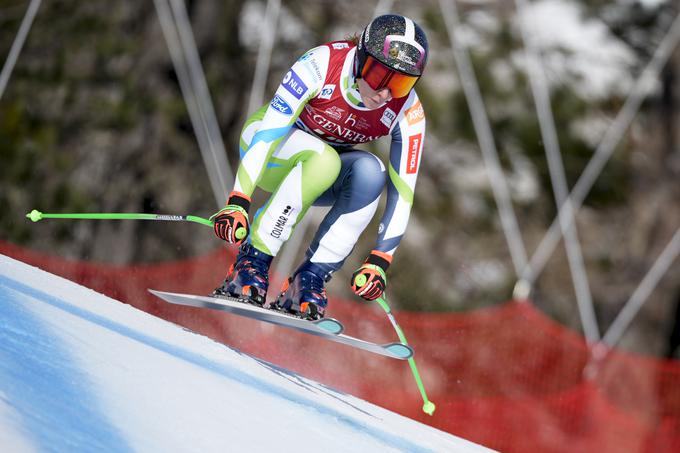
<box><xmin>1</xmin><ymin>240</ymin><xmax>679</xmax><ymax>453</ymax></box>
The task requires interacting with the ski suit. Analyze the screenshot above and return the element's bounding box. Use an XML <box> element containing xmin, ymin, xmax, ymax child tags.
<box><xmin>233</xmin><ymin>40</ymin><xmax>426</xmax><ymax>279</ymax></box>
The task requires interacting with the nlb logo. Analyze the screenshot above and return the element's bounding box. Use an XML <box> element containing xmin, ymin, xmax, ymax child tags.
<box><xmin>282</xmin><ymin>70</ymin><xmax>308</xmax><ymax>100</ymax></box>
<box><xmin>407</xmin><ymin>133</ymin><xmax>422</xmax><ymax>174</ymax></box>
<box><xmin>270</xmin><ymin>95</ymin><xmax>293</xmax><ymax>115</ymax></box>
<box><xmin>405</xmin><ymin>101</ymin><xmax>424</xmax><ymax>125</ymax></box>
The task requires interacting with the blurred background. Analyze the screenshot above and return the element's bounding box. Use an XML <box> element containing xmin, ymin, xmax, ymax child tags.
<box><xmin>2</xmin><ymin>0</ymin><xmax>678</xmax><ymax>356</ymax></box>
<box><xmin>1</xmin><ymin>0</ymin><xmax>679</xmax><ymax>450</ymax></box>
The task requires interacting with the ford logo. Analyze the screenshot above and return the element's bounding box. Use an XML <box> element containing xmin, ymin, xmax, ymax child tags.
<box><xmin>270</xmin><ymin>94</ymin><xmax>293</xmax><ymax>115</ymax></box>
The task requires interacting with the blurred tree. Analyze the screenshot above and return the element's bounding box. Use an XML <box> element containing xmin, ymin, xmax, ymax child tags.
<box><xmin>0</xmin><ymin>0</ymin><xmax>249</xmax><ymax>263</ymax></box>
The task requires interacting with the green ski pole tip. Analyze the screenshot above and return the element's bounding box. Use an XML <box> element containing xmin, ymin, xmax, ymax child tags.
<box><xmin>423</xmin><ymin>401</ymin><xmax>436</xmax><ymax>415</ymax></box>
<box><xmin>354</xmin><ymin>274</ymin><xmax>367</xmax><ymax>287</ymax></box>
<box><xmin>235</xmin><ymin>227</ymin><xmax>247</xmax><ymax>240</ymax></box>
<box><xmin>27</xmin><ymin>210</ymin><xmax>43</xmax><ymax>222</ymax></box>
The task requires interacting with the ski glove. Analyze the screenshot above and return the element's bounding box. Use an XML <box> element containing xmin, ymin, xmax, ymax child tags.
<box><xmin>211</xmin><ymin>191</ymin><xmax>251</xmax><ymax>245</ymax></box>
<box><xmin>351</xmin><ymin>250</ymin><xmax>392</xmax><ymax>301</ymax></box>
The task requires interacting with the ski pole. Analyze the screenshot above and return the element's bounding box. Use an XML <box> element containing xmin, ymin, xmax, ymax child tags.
<box><xmin>376</xmin><ymin>295</ymin><xmax>436</xmax><ymax>416</ymax></box>
<box><xmin>26</xmin><ymin>209</ymin><xmax>214</xmax><ymax>228</ymax></box>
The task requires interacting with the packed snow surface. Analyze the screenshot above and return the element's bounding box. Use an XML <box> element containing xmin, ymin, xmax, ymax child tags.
<box><xmin>0</xmin><ymin>254</ymin><xmax>494</xmax><ymax>453</ymax></box>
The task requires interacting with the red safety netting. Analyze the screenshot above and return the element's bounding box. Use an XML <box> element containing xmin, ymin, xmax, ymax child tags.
<box><xmin>2</xmin><ymin>240</ymin><xmax>679</xmax><ymax>453</ymax></box>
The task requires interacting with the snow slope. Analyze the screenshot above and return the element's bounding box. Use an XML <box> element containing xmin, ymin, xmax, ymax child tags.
<box><xmin>0</xmin><ymin>254</ymin><xmax>494</xmax><ymax>453</ymax></box>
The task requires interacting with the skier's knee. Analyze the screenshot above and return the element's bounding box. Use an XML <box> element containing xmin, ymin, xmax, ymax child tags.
<box><xmin>351</xmin><ymin>154</ymin><xmax>386</xmax><ymax>199</ymax></box>
<box><xmin>305</xmin><ymin>146</ymin><xmax>341</xmax><ymax>188</ymax></box>
<box><xmin>320</xmin><ymin>146</ymin><xmax>342</xmax><ymax>181</ymax></box>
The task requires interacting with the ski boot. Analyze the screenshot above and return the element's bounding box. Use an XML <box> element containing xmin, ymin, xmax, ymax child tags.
<box><xmin>213</xmin><ymin>243</ymin><xmax>273</xmax><ymax>306</ymax></box>
<box><xmin>272</xmin><ymin>262</ymin><xmax>330</xmax><ymax>320</ymax></box>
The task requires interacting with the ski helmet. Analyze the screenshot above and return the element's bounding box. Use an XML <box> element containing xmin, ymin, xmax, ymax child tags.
<box><xmin>356</xmin><ymin>14</ymin><xmax>428</xmax><ymax>98</ymax></box>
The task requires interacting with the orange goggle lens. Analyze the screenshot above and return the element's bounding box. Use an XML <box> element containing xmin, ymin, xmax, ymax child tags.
<box><xmin>361</xmin><ymin>56</ymin><xmax>419</xmax><ymax>99</ymax></box>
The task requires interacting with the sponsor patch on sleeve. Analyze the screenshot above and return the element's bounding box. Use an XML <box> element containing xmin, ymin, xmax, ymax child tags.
<box><xmin>406</xmin><ymin>133</ymin><xmax>422</xmax><ymax>174</ymax></box>
<box><xmin>282</xmin><ymin>69</ymin><xmax>308</xmax><ymax>100</ymax></box>
<box><xmin>332</xmin><ymin>42</ymin><xmax>349</xmax><ymax>50</ymax></box>
<box><xmin>270</xmin><ymin>94</ymin><xmax>293</xmax><ymax>115</ymax></box>
<box><xmin>405</xmin><ymin>100</ymin><xmax>424</xmax><ymax>125</ymax></box>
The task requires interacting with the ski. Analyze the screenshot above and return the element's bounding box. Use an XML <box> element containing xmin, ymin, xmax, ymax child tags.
<box><xmin>148</xmin><ymin>289</ymin><xmax>413</xmax><ymax>360</ymax></box>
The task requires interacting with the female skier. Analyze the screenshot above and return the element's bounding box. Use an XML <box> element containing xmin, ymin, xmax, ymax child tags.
<box><xmin>211</xmin><ymin>14</ymin><xmax>428</xmax><ymax>320</ymax></box>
